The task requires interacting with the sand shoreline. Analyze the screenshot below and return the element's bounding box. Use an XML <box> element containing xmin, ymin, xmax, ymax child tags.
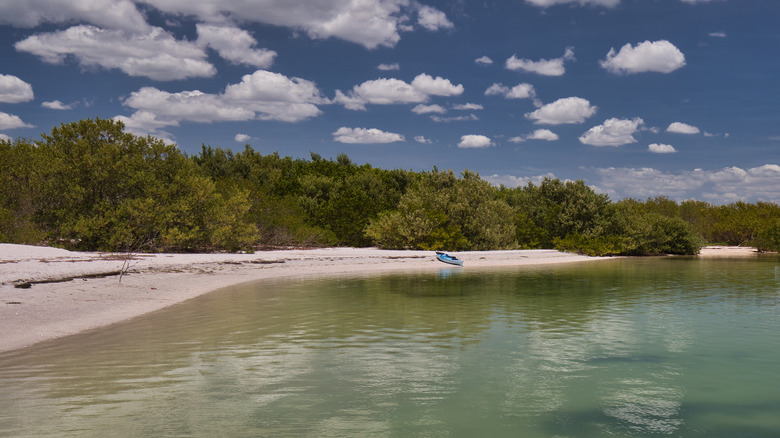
<box><xmin>0</xmin><ymin>244</ymin><xmax>759</xmax><ymax>354</ymax></box>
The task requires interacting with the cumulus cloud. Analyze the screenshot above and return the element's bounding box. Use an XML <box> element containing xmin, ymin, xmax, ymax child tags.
<box><xmin>5</xmin><ymin>1</ymin><xmax>452</xmax><ymax>50</ymax></box>
<box><xmin>485</xmin><ymin>83</ymin><xmax>539</xmax><ymax>105</ymax></box>
<box><xmin>15</xmin><ymin>25</ymin><xmax>216</xmax><ymax>81</ymax></box>
<box><xmin>648</xmin><ymin>143</ymin><xmax>677</xmax><ymax>153</ymax></box>
<box><xmin>525</xmin><ymin>97</ymin><xmax>597</xmax><ymax>125</ymax></box>
<box><xmin>0</xmin><ymin>0</ymin><xmax>150</xmax><ymax>33</ymax></box>
<box><xmin>591</xmin><ymin>164</ymin><xmax>780</xmax><ymax>203</ymax></box>
<box><xmin>196</xmin><ymin>24</ymin><xmax>276</xmax><ymax>68</ymax></box>
<box><xmin>411</xmin><ymin>104</ymin><xmax>447</xmax><ymax>114</ymax></box>
<box><xmin>475</xmin><ymin>56</ymin><xmax>493</xmax><ymax>65</ymax></box>
<box><xmin>579</xmin><ymin>117</ymin><xmax>644</xmax><ymax>146</ymax></box>
<box><xmin>0</xmin><ymin>74</ymin><xmax>34</xmax><ymax>103</ymax></box>
<box><xmin>509</xmin><ymin>129</ymin><xmax>560</xmax><ymax>143</ymax></box>
<box><xmin>0</xmin><ymin>112</ymin><xmax>34</xmax><ymax>130</ymax></box>
<box><xmin>377</xmin><ymin>63</ymin><xmax>400</xmax><ymax>71</ymax></box>
<box><xmin>484</xmin><ymin>172</ymin><xmax>559</xmax><ymax>188</ymax></box>
<box><xmin>600</xmin><ymin>40</ymin><xmax>686</xmax><ymax>74</ymax></box>
<box><xmin>524</xmin><ymin>0</ymin><xmax>620</xmax><ymax>7</ymax></box>
<box><xmin>505</xmin><ymin>47</ymin><xmax>575</xmax><ymax>76</ymax></box>
<box><xmin>332</xmin><ymin>127</ymin><xmax>404</xmax><ymax>144</ymax></box>
<box><xmin>453</xmin><ymin>103</ymin><xmax>484</xmax><ymax>110</ymax></box>
<box><xmin>335</xmin><ymin>73</ymin><xmax>463</xmax><ymax>110</ymax></box>
<box><xmin>410</xmin><ymin>73</ymin><xmax>464</xmax><ymax>96</ymax></box>
<box><xmin>416</xmin><ymin>4</ymin><xmax>454</xmax><ymax>31</ymax></box>
<box><xmin>709</xmin><ymin>31</ymin><xmax>726</xmax><ymax>38</ymax></box>
<box><xmin>528</xmin><ymin>129</ymin><xmax>560</xmax><ymax>141</ymax></box>
<box><xmin>666</xmin><ymin>122</ymin><xmax>700</xmax><ymax>134</ymax></box>
<box><xmin>138</xmin><ymin>0</ymin><xmax>451</xmax><ymax>49</ymax></box>
<box><xmin>235</xmin><ymin>133</ymin><xmax>251</xmax><ymax>142</ymax></box>
<box><xmin>431</xmin><ymin>114</ymin><xmax>478</xmax><ymax>123</ymax></box>
<box><xmin>42</xmin><ymin>100</ymin><xmax>73</xmax><ymax>110</ymax></box>
<box><xmin>117</xmin><ymin>69</ymin><xmax>328</xmax><ymax>139</ymax></box>
<box><xmin>414</xmin><ymin>135</ymin><xmax>433</xmax><ymax>144</ymax></box>
<box><xmin>0</xmin><ymin>133</ymin><xmax>10</xmax><ymax>142</ymax></box>
<box><xmin>458</xmin><ymin>134</ymin><xmax>493</xmax><ymax>148</ymax></box>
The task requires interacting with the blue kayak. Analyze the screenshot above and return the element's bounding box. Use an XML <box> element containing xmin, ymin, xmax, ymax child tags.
<box><xmin>435</xmin><ymin>251</ymin><xmax>463</xmax><ymax>266</ymax></box>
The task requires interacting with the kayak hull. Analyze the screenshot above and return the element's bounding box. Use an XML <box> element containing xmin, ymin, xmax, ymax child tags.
<box><xmin>435</xmin><ymin>251</ymin><xmax>463</xmax><ymax>266</ymax></box>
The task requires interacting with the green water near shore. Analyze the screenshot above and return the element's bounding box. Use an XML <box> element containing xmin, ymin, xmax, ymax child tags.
<box><xmin>1</xmin><ymin>256</ymin><xmax>779</xmax><ymax>437</ymax></box>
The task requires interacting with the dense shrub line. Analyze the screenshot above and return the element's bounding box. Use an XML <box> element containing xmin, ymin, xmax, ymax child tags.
<box><xmin>2</xmin><ymin>119</ymin><xmax>779</xmax><ymax>254</ymax></box>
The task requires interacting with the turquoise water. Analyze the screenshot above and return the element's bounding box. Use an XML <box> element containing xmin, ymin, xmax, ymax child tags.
<box><xmin>1</xmin><ymin>256</ymin><xmax>779</xmax><ymax>437</ymax></box>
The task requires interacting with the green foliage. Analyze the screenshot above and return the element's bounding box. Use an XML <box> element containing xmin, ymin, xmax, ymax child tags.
<box><xmin>2</xmin><ymin>118</ymin><xmax>778</xmax><ymax>255</ymax></box>
<box><xmin>0</xmin><ymin>138</ymin><xmax>46</xmax><ymax>243</ymax></box>
<box><xmin>2</xmin><ymin>118</ymin><xmax>258</xmax><ymax>252</ymax></box>
<box><xmin>754</xmin><ymin>220</ymin><xmax>780</xmax><ymax>252</ymax></box>
<box><xmin>365</xmin><ymin>169</ymin><xmax>516</xmax><ymax>250</ymax></box>
<box><xmin>501</xmin><ymin>178</ymin><xmax>624</xmax><ymax>255</ymax></box>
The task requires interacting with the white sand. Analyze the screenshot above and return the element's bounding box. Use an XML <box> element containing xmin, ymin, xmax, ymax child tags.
<box><xmin>0</xmin><ymin>244</ymin><xmax>757</xmax><ymax>353</ymax></box>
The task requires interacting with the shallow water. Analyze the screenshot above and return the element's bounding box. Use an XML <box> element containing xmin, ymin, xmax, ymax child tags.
<box><xmin>1</xmin><ymin>256</ymin><xmax>779</xmax><ymax>437</ymax></box>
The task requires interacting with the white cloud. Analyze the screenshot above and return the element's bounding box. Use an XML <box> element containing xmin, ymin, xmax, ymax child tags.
<box><xmin>509</xmin><ymin>129</ymin><xmax>559</xmax><ymax>143</ymax></box>
<box><xmin>114</xmin><ymin>111</ymin><xmax>176</xmax><ymax>144</ymax></box>
<box><xmin>505</xmin><ymin>47</ymin><xmax>575</xmax><ymax>76</ymax></box>
<box><xmin>0</xmin><ymin>74</ymin><xmax>34</xmax><ymax>103</ymax></box>
<box><xmin>458</xmin><ymin>134</ymin><xmax>493</xmax><ymax>148</ymax></box>
<box><xmin>222</xmin><ymin>70</ymin><xmax>328</xmax><ymax>121</ymax></box>
<box><xmin>484</xmin><ymin>172</ymin><xmax>558</xmax><ymax>188</ymax></box>
<box><xmin>196</xmin><ymin>24</ymin><xmax>276</xmax><ymax>68</ymax></box>
<box><xmin>0</xmin><ymin>0</ymin><xmax>150</xmax><ymax>33</ymax></box>
<box><xmin>411</xmin><ymin>104</ymin><xmax>446</xmax><ymax>114</ymax></box>
<box><xmin>666</xmin><ymin>122</ymin><xmax>700</xmax><ymax>134</ymax></box>
<box><xmin>525</xmin><ymin>97</ymin><xmax>597</xmax><ymax>125</ymax></box>
<box><xmin>410</xmin><ymin>73</ymin><xmax>464</xmax><ymax>96</ymax></box>
<box><xmin>414</xmin><ymin>135</ymin><xmax>432</xmax><ymax>144</ymax></box>
<box><xmin>335</xmin><ymin>78</ymin><xmax>426</xmax><ymax>110</ymax></box>
<box><xmin>42</xmin><ymin>100</ymin><xmax>73</xmax><ymax>110</ymax></box>
<box><xmin>377</xmin><ymin>63</ymin><xmax>400</xmax><ymax>71</ymax></box>
<box><xmin>0</xmin><ymin>133</ymin><xmax>10</xmax><ymax>142</ymax></box>
<box><xmin>648</xmin><ymin>143</ymin><xmax>677</xmax><ymax>153</ymax></box>
<box><xmin>332</xmin><ymin>127</ymin><xmax>404</xmax><ymax>144</ymax></box>
<box><xmin>0</xmin><ymin>112</ymin><xmax>34</xmax><ymax>130</ymax></box>
<box><xmin>485</xmin><ymin>83</ymin><xmax>538</xmax><ymax>105</ymax></box>
<box><xmin>475</xmin><ymin>56</ymin><xmax>493</xmax><ymax>65</ymax></box>
<box><xmin>6</xmin><ymin>1</ymin><xmax>450</xmax><ymax>50</ymax></box>
<box><xmin>416</xmin><ymin>4</ymin><xmax>454</xmax><ymax>31</ymax></box>
<box><xmin>335</xmin><ymin>73</ymin><xmax>462</xmax><ymax>110</ymax></box>
<box><xmin>453</xmin><ymin>103</ymin><xmax>484</xmax><ymax>111</ymax></box>
<box><xmin>579</xmin><ymin>117</ymin><xmax>644</xmax><ymax>146</ymax></box>
<box><xmin>124</xmin><ymin>88</ymin><xmax>254</xmax><ymax>124</ymax></box>
<box><xmin>527</xmin><ymin>129</ymin><xmax>560</xmax><ymax>141</ymax></box>
<box><xmin>600</xmin><ymin>40</ymin><xmax>686</xmax><ymax>74</ymax></box>
<box><xmin>431</xmin><ymin>114</ymin><xmax>478</xmax><ymax>123</ymax></box>
<box><xmin>118</xmin><ymin>69</ymin><xmax>328</xmax><ymax>140</ymax></box>
<box><xmin>709</xmin><ymin>31</ymin><xmax>726</xmax><ymax>38</ymax></box>
<box><xmin>591</xmin><ymin>164</ymin><xmax>780</xmax><ymax>203</ymax></box>
<box><xmin>15</xmin><ymin>25</ymin><xmax>215</xmax><ymax>81</ymax></box>
<box><xmin>138</xmin><ymin>0</ymin><xmax>448</xmax><ymax>49</ymax></box>
<box><xmin>235</xmin><ymin>133</ymin><xmax>251</xmax><ymax>142</ymax></box>
<box><xmin>524</xmin><ymin>0</ymin><xmax>620</xmax><ymax>7</ymax></box>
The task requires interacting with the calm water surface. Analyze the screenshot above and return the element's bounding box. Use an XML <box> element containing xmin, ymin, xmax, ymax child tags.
<box><xmin>1</xmin><ymin>257</ymin><xmax>779</xmax><ymax>437</ymax></box>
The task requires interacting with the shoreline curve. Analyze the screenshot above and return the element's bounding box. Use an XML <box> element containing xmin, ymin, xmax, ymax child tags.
<box><xmin>0</xmin><ymin>244</ymin><xmax>755</xmax><ymax>354</ymax></box>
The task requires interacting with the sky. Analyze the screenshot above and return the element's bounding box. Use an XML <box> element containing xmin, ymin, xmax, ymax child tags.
<box><xmin>1</xmin><ymin>0</ymin><xmax>779</xmax><ymax>204</ymax></box>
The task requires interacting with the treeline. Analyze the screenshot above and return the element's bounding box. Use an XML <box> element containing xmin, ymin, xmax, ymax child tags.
<box><xmin>2</xmin><ymin>118</ymin><xmax>780</xmax><ymax>254</ymax></box>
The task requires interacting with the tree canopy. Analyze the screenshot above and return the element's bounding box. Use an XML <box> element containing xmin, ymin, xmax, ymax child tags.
<box><xmin>2</xmin><ymin>118</ymin><xmax>779</xmax><ymax>255</ymax></box>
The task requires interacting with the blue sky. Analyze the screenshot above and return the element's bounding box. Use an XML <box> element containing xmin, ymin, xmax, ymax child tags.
<box><xmin>1</xmin><ymin>0</ymin><xmax>779</xmax><ymax>203</ymax></box>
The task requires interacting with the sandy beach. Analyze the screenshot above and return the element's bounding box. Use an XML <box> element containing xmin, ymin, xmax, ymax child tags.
<box><xmin>0</xmin><ymin>244</ymin><xmax>758</xmax><ymax>353</ymax></box>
